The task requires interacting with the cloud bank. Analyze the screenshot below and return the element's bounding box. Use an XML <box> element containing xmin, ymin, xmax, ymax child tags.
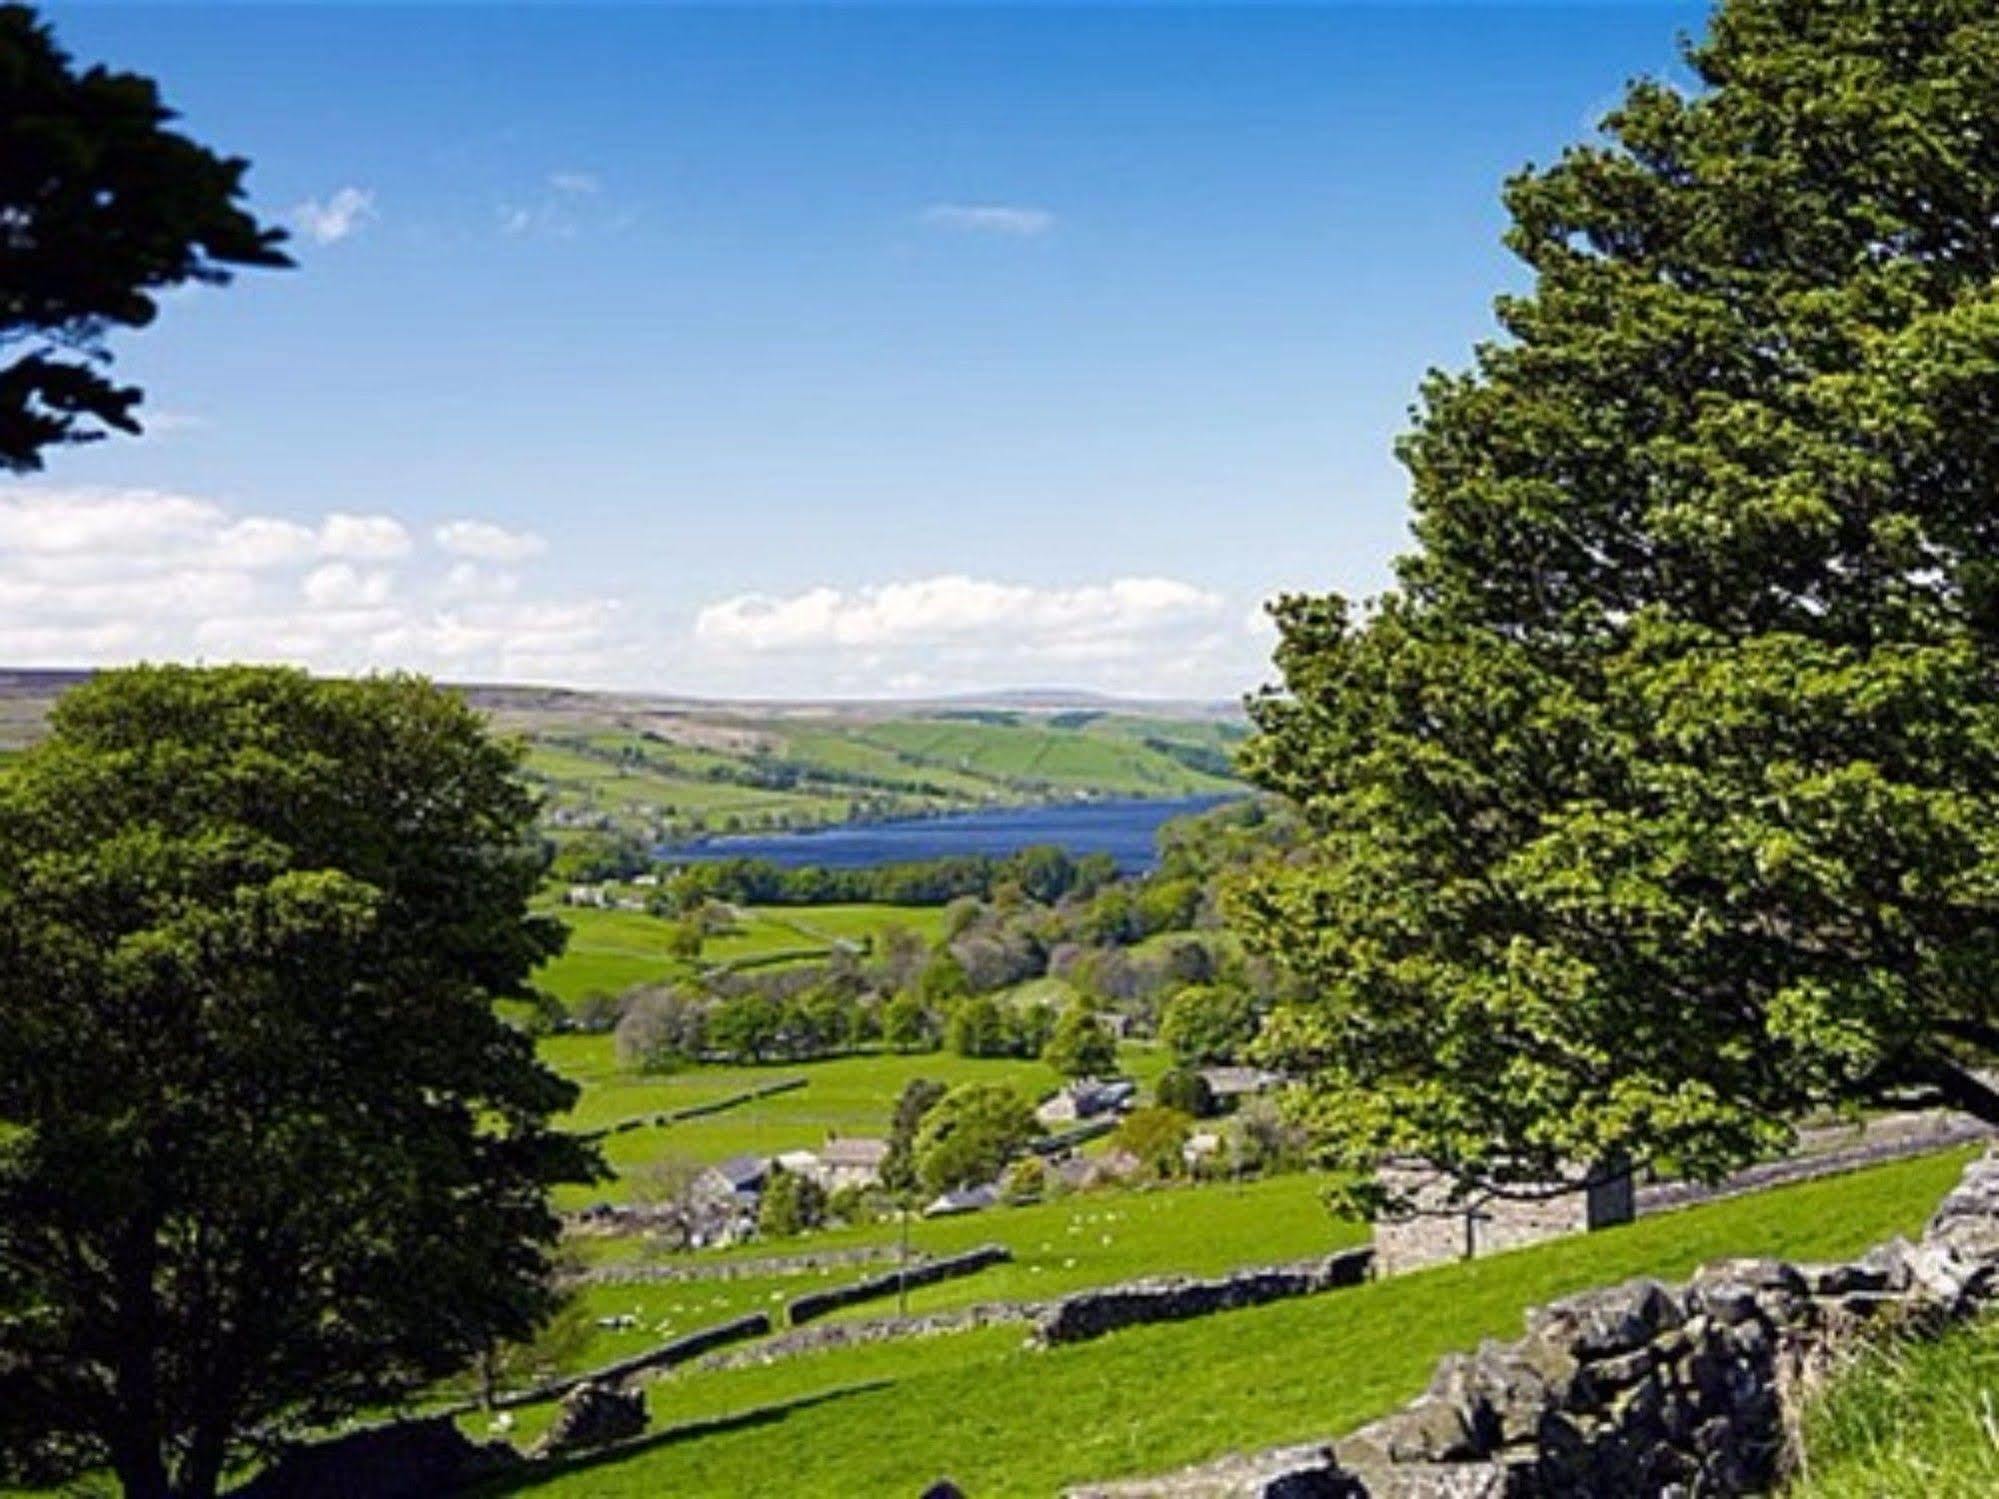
<box><xmin>0</xmin><ymin>488</ymin><xmax>618</xmax><ymax>685</ymax></box>
<box><xmin>693</xmin><ymin>574</ymin><xmax>1252</xmax><ymax>697</ymax></box>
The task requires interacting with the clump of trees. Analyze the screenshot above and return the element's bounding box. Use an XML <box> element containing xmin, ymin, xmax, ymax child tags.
<box><xmin>1237</xmin><ymin>0</ymin><xmax>1999</xmax><ymax>1207</ymax></box>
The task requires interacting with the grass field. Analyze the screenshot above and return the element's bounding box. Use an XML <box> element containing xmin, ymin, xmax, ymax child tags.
<box><xmin>551</xmin><ymin>1172</ymin><xmax>1363</xmax><ymax>1390</ymax></box>
<box><xmin>491</xmin><ymin>1150</ymin><xmax>1972</xmax><ymax>1497</ymax></box>
<box><xmin>1791</xmin><ymin>1309</ymin><xmax>1999</xmax><ymax>1498</ymax></box>
<box><xmin>545</xmin><ymin>1038</ymin><xmax>1172</xmax><ymax>1204</ymax></box>
<box><xmin>533</xmin><ymin>903</ymin><xmax>946</xmax><ymax>1004</ymax></box>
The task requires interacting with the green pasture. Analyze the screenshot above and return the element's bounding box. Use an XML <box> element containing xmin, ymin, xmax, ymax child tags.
<box><xmin>492</xmin><ymin>1150</ymin><xmax>1971</xmax><ymax>1497</ymax></box>
<box><xmin>533</xmin><ymin>903</ymin><xmax>944</xmax><ymax>1004</ymax></box>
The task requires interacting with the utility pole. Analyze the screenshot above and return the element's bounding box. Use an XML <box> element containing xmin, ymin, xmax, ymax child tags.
<box><xmin>898</xmin><ymin>1194</ymin><xmax>912</xmax><ymax>1317</ymax></box>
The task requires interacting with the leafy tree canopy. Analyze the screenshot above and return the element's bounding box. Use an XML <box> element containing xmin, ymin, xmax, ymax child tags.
<box><xmin>1238</xmin><ymin>0</ymin><xmax>1999</xmax><ymax>1205</ymax></box>
<box><xmin>0</xmin><ymin>667</ymin><xmax>597</xmax><ymax>1498</ymax></box>
<box><xmin>0</xmin><ymin>6</ymin><xmax>288</xmax><ymax>470</ymax></box>
<box><xmin>913</xmin><ymin>1084</ymin><xmax>1042</xmax><ymax>1196</ymax></box>
<box><xmin>1042</xmin><ymin>1002</ymin><xmax>1119</xmax><ymax>1080</ymax></box>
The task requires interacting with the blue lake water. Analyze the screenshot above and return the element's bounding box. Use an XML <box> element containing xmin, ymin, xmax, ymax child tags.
<box><xmin>658</xmin><ymin>795</ymin><xmax>1239</xmax><ymax>873</ymax></box>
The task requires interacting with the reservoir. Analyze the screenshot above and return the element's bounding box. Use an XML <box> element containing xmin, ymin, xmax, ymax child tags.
<box><xmin>658</xmin><ymin>794</ymin><xmax>1240</xmax><ymax>873</ymax></box>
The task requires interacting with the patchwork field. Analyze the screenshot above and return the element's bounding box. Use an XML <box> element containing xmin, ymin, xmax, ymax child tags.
<box><xmin>544</xmin><ymin>1036</ymin><xmax>1173</xmax><ymax>1205</ymax></box>
<box><xmin>492</xmin><ymin>1150</ymin><xmax>1972</xmax><ymax>1497</ymax></box>
<box><xmin>532</xmin><ymin>902</ymin><xmax>947</xmax><ymax>1004</ymax></box>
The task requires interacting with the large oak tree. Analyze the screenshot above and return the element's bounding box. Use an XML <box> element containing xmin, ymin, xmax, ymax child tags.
<box><xmin>0</xmin><ymin>668</ymin><xmax>598</xmax><ymax>1498</ymax></box>
<box><xmin>1237</xmin><ymin>0</ymin><xmax>1999</xmax><ymax>1205</ymax></box>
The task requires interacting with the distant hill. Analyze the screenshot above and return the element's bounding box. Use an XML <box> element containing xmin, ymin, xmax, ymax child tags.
<box><xmin>0</xmin><ymin>670</ymin><xmax>1248</xmax><ymax>842</ymax></box>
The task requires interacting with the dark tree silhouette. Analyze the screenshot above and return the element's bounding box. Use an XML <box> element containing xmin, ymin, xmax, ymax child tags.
<box><xmin>0</xmin><ymin>5</ymin><xmax>287</xmax><ymax>471</ymax></box>
<box><xmin>0</xmin><ymin>668</ymin><xmax>600</xmax><ymax>1498</ymax></box>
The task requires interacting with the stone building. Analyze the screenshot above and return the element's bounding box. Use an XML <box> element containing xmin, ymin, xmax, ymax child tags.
<box><xmin>1371</xmin><ymin>1158</ymin><xmax>1634</xmax><ymax>1276</ymax></box>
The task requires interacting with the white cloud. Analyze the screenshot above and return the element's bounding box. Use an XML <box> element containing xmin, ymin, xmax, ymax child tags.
<box><xmin>319</xmin><ymin>513</ymin><xmax>412</xmax><ymax>561</ymax></box>
<box><xmin>548</xmin><ymin>171</ymin><xmax>601</xmax><ymax>196</ymax></box>
<box><xmin>435</xmin><ymin>519</ymin><xmax>546</xmax><ymax>563</ymax></box>
<box><xmin>922</xmin><ymin>203</ymin><xmax>1056</xmax><ymax>237</ymax></box>
<box><xmin>292</xmin><ymin>186</ymin><xmax>378</xmax><ymax>246</ymax></box>
<box><xmin>697</xmin><ymin>575</ymin><xmax>1219</xmax><ymax>652</ymax></box>
<box><xmin>690</xmin><ymin>574</ymin><xmax>1249</xmax><ymax>696</ymax></box>
<box><xmin>302</xmin><ymin>563</ymin><xmax>394</xmax><ymax>609</ymax></box>
<box><xmin>0</xmin><ymin>487</ymin><xmax>626</xmax><ymax>686</ymax></box>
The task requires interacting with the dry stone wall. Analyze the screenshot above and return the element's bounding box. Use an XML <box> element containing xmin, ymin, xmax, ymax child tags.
<box><xmin>1073</xmin><ymin>1150</ymin><xmax>1999</xmax><ymax>1498</ymax></box>
<box><xmin>786</xmin><ymin>1244</ymin><xmax>1010</xmax><ymax>1326</ymax></box>
<box><xmin>1035</xmin><ymin>1249</ymin><xmax>1375</xmax><ymax>1346</ymax></box>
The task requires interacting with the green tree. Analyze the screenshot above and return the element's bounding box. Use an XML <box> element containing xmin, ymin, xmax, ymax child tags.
<box><xmin>0</xmin><ymin>7</ymin><xmax>289</xmax><ymax>471</ymax></box>
<box><xmin>0</xmin><ymin>667</ymin><xmax>597</xmax><ymax>1498</ymax></box>
<box><xmin>1238</xmin><ymin>0</ymin><xmax>1999</xmax><ymax>1208</ymax></box>
<box><xmin>913</xmin><ymin>1084</ymin><xmax>1043</xmax><ymax>1195</ymax></box>
<box><xmin>880</xmin><ymin>1077</ymin><xmax>948</xmax><ymax>1195</ymax></box>
<box><xmin>916</xmin><ymin>950</ymin><xmax>971</xmax><ymax>1007</ymax></box>
<box><xmin>708</xmin><ymin>991</ymin><xmax>784</xmax><ymax>1063</ymax></box>
<box><xmin>1154</xmin><ymin>1067</ymin><xmax>1219</xmax><ymax>1120</ymax></box>
<box><xmin>1112</xmin><ymin>1106</ymin><xmax>1195</xmax><ymax>1180</ymax></box>
<box><xmin>881</xmin><ymin>990</ymin><xmax>935</xmax><ymax>1053</ymax></box>
<box><xmin>1159</xmin><ymin>984</ymin><xmax>1261</xmax><ymax>1067</ymax></box>
<box><xmin>1042</xmin><ymin>1003</ymin><xmax>1118</xmax><ymax>1080</ymax></box>
<box><xmin>757</xmin><ymin>1165</ymin><xmax>828</xmax><ymax>1239</ymax></box>
<box><xmin>946</xmin><ymin>995</ymin><xmax>1007</xmax><ymax>1058</ymax></box>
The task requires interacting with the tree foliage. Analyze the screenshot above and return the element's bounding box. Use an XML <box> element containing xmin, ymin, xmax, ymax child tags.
<box><xmin>0</xmin><ymin>667</ymin><xmax>597</xmax><ymax>1497</ymax></box>
<box><xmin>0</xmin><ymin>6</ymin><xmax>288</xmax><ymax>470</ymax></box>
<box><xmin>1238</xmin><ymin>0</ymin><xmax>1999</xmax><ymax>1203</ymax></box>
<box><xmin>1041</xmin><ymin>1002</ymin><xmax>1119</xmax><ymax>1080</ymax></box>
<box><xmin>913</xmin><ymin>1084</ymin><xmax>1042</xmax><ymax>1195</ymax></box>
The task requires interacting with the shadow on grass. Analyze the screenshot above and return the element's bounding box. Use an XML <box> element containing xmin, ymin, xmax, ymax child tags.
<box><xmin>469</xmin><ymin>1379</ymin><xmax>894</xmax><ymax>1494</ymax></box>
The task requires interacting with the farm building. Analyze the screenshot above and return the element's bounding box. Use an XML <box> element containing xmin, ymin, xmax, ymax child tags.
<box><xmin>1036</xmin><ymin>1077</ymin><xmax>1137</xmax><ymax>1127</ymax></box>
<box><xmin>1371</xmin><ymin>1158</ymin><xmax>1635</xmax><ymax>1276</ymax></box>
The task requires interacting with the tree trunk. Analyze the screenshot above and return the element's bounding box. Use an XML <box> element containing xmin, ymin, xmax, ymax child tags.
<box><xmin>1920</xmin><ymin>1057</ymin><xmax>1999</xmax><ymax>1124</ymax></box>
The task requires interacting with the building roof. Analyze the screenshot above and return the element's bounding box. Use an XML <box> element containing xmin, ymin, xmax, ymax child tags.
<box><xmin>705</xmin><ymin>1154</ymin><xmax>768</xmax><ymax>1191</ymax></box>
<box><xmin>1198</xmin><ymin>1066</ymin><xmax>1285</xmax><ymax>1096</ymax></box>
<box><xmin>924</xmin><ymin>1184</ymin><xmax>1000</xmax><ymax>1217</ymax></box>
<box><xmin>820</xmin><ymin>1137</ymin><xmax>890</xmax><ymax>1169</ymax></box>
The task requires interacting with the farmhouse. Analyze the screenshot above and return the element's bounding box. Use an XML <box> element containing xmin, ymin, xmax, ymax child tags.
<box><xmin>1371</xmin><ymin>1158</ymin><xmax>1635</xmax><ymax>1276</ymax></box>
<box><xmin>1036</xmin><ymin>1077</ymin><xmax>1137</xmax><ymax>1127</ymax></box>
<box><xmin>815</xmin><ymin>1136</ymin><xmax>890</xmax><ymax>1191</ymax></box>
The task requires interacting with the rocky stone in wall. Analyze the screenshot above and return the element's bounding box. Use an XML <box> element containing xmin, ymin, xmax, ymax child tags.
<box><xmin>786</xmin><ymin>1244</ymin><xmax>1010</xmax><ymax>1326</ymax></box>
<box><xmin>1035</xmin><ymin>1249</ymin><xmax>1374</xmax><ymax>1346</ymax></box>
<box><xmin>530</xmin><ymin>1379</ymin><xmax>647</xmax><ymax>1458</ymax></box>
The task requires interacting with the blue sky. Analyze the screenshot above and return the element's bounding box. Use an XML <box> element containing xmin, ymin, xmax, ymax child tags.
<box><xmin>14</xmin><ymin>2</ymin><xmax>1704</xmax><ymax>699</ymax></box>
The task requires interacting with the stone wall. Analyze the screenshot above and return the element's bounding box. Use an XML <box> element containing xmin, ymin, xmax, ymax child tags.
<box><xmin>786</xmin><ymin>1244</ymin><xmax>1011</xmax><ymax>1326</ymax></box>
<box><xmin>1072</xmin><ymin>1150</ymin><xmax>1999</xmax><ymax>1498</ymax></box>
<box><xmin>235</xmin><ymin>1417</ymin><xmax>520</xmax><ymax>1499</ymax></box>
<box><xmin>578</xmin><ymin>1240</ymin><xmax>912</xmax><ymax>1286</ymax></box>
<box><xmin>1373</xmin><ymin>1163</ymin><xmax>1633</xmax><ymax>1279</ymax></box>
<box><xmin>1035</xmin><ymin>1249</ymin><xmax>1375</xmax><ymax>1347</ymax></box>
<box><xmin>694</xmin><ymin>1299</ymin><xmax>1043</xmax><ymax>1373</ymax></box>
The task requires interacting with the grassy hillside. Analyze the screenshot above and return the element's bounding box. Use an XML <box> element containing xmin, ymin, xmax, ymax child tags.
<box><xmin>532</xmin><ymin>903</ymin><xmax>946</xmax><ymax>1004</ymax></box>
<box><xmin>490</xmin><ymin>1150</ymin><xmax>1971</xmax><ymax>1497</ymax></box>
<box><xmin>1792</xmin><ymin>1311</ymin><xmax>1999</xmax><ymax>1498</ymax></box>
<box><xmin>0</xmin><ymin>674</ymin><xmax>1247</xmax><ymax>844</ymax></box>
